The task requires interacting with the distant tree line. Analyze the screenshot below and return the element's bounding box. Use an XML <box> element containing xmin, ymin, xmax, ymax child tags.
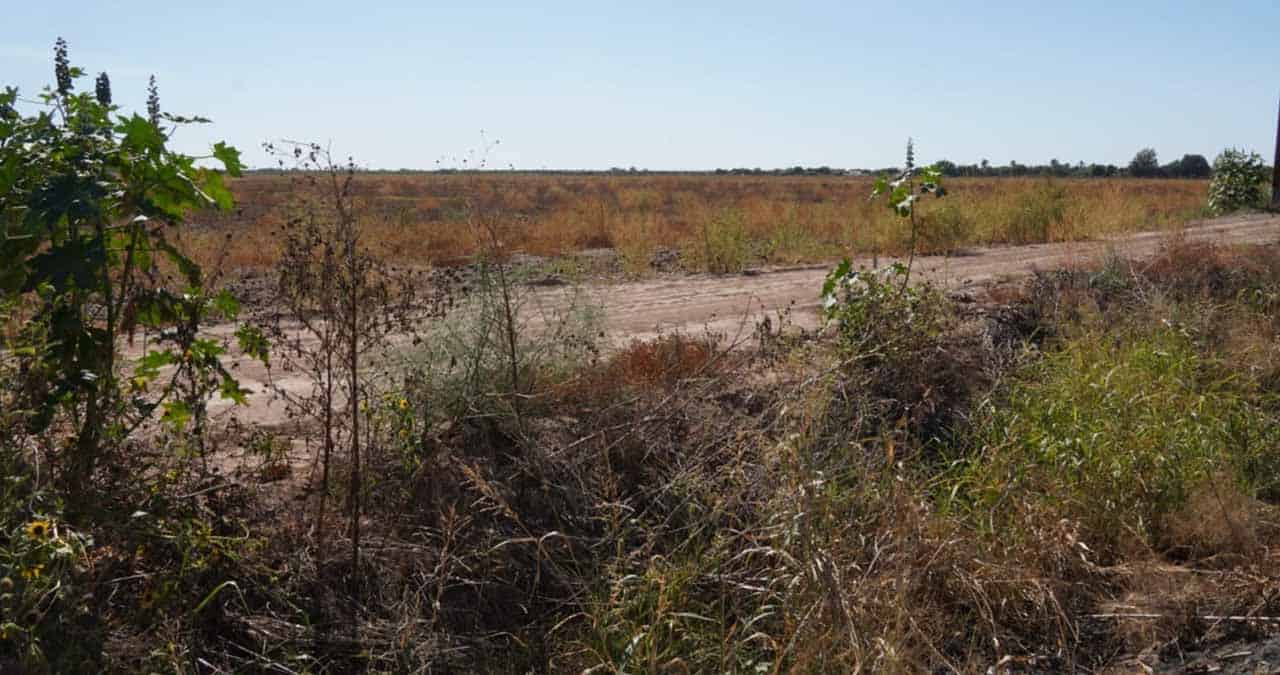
<box><xmin>240</xmin><ymin>149</ymin><xmax>1255</xmax><ymax>178</ymax></box>
<box><xmin>710</xmin><ymin>149</ymin><xmax>1229</xmax><ymax>179</ymax></box>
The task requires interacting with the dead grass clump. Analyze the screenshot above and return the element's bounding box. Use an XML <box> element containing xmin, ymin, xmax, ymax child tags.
<box><xmin>1141</xmin><ymin>239</ymin><xmax>1280</xmax><ymax>302</ymax></box>
<box><xmin>608</xmin><ymin>334</ymin><xmax>721</xmax><ymax>389</ymax></box>
<box><xmin>540</xmin><ymin>333</ymin><xmax>727</xmax><ymax>410</ymax></box>
<box><xmin>346</xmin><ymin>344</ymin><xmax>771</xmax><ymax>671</ymax></box>
<box><xmin>1161</xmin><ymin>478</ymin><xmax>1277</xmax><ymax>564</ymax></box>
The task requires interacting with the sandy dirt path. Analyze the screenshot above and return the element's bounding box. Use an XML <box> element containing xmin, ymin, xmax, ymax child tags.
<box><xmin>604</xmin><ymin>212</ymin><xmax>1280</xmax><ymax>342</ymax></box>
<box><xmin>131</xmin><ymin>212</ymin><xmax>1280</xmax><ymax>430</ymax></box>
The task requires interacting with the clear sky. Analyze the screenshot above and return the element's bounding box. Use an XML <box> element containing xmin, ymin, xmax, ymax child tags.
<box><xmin>4</xmin><ymin>1</ymin><xmax>1278</xmax><ymax>171</ymax></box>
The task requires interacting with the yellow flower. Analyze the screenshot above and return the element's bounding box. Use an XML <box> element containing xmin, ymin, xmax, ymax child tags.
<box><xmin>24</xmin><ymin>520</ymin><xmax>52</xmax><ymax>540</ymax></box>
<box><xmin>20</xmin><ymin>565</ymin><xmax>42</xmax><ymax>581</ymax></box>
<box><xmin>398</xmin><ymin>397</ymin><xmax>409</xmax><ymax>410</ymax></box>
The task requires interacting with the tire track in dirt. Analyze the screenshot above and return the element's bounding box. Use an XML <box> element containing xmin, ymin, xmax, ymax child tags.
<box><xmin>132</xmin><ymin>213</ymin><xmax>1280</xmax><ymax>430</ymax></box>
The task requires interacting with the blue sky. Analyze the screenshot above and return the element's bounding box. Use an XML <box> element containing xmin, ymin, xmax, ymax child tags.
<box><xmin>4</xmin><ymin>1</ymin><xmax>1277</xmax><ymax>170</ymax></box>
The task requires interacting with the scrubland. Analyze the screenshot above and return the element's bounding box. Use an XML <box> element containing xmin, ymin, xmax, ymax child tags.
<box><xmin>10</xmin><ymin>40</ymin><xmax>1280</xmax><ymax>675</ymax></box>
<box><xmin>184</xmin><ymin>174</ymin><xmax>1209</xmax><ymax>274</ymax></box>
<box><xmin>10</xmin><ymin>231</ymin><xmax>1280</xmax><ymax>672</ymax></box>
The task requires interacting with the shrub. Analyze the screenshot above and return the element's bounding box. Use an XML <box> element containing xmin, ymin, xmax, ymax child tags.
<box><xmin>0</xmin><ymin>40</ymin><xmax>256</xmax><ymax>491</ymax></box>
<box><xmin>695</xmin><ymin>208</ymin><xmax>752</xmax><ymax>273</ymax></box>
<box><xmin>1207</xmin><ymin>148</ymin><xmax>1269</xmax><ymax>214</ymax></box>
<box><xmin>822</xmin><ymin>261</ymin><xmax>946</xmax><ymax>352</ymax></box>
<box><xmin>949</xmin><ymin>326</ymin><xmax>1280</xmax><ymax>556</ymax></box>
<box><xmin>821</xmin><ymin>261</ymin><xmax>974</xmax><ymax>445</ymax></box>
<box><xmin>401</xmin><ymin>261</ymin><xmax>602</xmax><ymax>421</ymax></box>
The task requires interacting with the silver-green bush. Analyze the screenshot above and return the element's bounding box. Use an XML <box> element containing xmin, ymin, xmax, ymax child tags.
<box><xmin>1207</xmin><ymin>148</ymin><xmax>1268</xmax><ymax>215</ymax></box>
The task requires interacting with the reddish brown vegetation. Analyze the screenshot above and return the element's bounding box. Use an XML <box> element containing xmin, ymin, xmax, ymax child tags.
<box><xmin>182</xmin><ymin>174</ymin><xmax>1210</xmax><ymax>272</ymax></box>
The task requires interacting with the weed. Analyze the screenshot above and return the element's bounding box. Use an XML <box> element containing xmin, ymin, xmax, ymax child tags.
<box><xmin>948</xmin><ymin>326</ymin><xmax>1280</xmax><ymax>557</ymax></box>
<box><xmin>999</xmin><ymin>178</ymin><xmax>1071</xmax><ymax>243</ymax></box>
<box><xmin>258</xmin><ymin>141</ymin><xmax>449</xmax><ymax>568</ymax></box>
<box><xmin>869</xmin><ymin>138</ymin><xmax>947</xmax><ymax>287</ymax></box>
<box><xmin>692</xmin><ymin>208</ymin><xmax>753</xmax><ymax>273</ymax></box>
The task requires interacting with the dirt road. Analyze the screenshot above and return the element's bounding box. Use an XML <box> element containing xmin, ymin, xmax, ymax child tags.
<box><xmin>152</xmin><ymin>212</ymin><xmax>1280</xmax><ymax>430</ymax></box>
<box><xmin>605</xmin><ymin>212</ymin><xmax>1280</xmax><ymax>342</ymax></box>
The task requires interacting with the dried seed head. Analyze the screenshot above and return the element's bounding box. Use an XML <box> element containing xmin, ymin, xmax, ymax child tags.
<box><xmin>95</xmin><ymin>72</ymin><xmax>112</xmax><ymax>106</ymax></box>
<box><xmin>54</xmin><ymin>37</ymin><xmax>72</xmax><ymax>97</ymax></box>
<box><xmin>146</xmin><ymin>75</ymin><xmax>160</xmax><ymax>126</ymax></box>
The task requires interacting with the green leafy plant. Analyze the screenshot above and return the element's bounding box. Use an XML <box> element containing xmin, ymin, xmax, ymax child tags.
<box><xmin>0</xmin><ymin>40</ymin><xmax>262</xmax><ymax>494</ymax></box>
<box><xmin>697</xmin><ymin>208</ymin><xmax>752</xmax><ymax>273</ymax></box>
<box><xmin>0</xmin><ymin>509</ymin><xmax>94</xmax><ymax>670</ymax></box>
<box><xmin>1207</xmin><ymin>147</ymin><xmax>1269</xmax><ymax>214</ymax></box>
<box><xmin>869</xmin><ymin>139</ymin><xmax>945</xmax><ymax>289</ymax></box>
<box><xmin>822</xmin><ymin>140</ymin><xmax>948</xmax><ymax>350</ymax></box>
<box><xmin>821</xmin><ymin>261</ymin><xmax>947</xmax><ymax>363</ymax></box>
<box><xmin>947</xmin><ymin>326</ymin><xmax>1280</xmax><ymax>553</ymax></box>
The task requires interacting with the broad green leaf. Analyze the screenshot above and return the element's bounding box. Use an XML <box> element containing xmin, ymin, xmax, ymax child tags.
<box><xmin>190</xmin><ymin>338</ymin><xmax>226</xmax><ymax>363</ymax></box>
<box><xmin>218</xmin><ymin>375</ymin><xmax>251</xmax><ymax>405</ymax></box>
<box><xmin>212</xmin><ymin>289</ymin><xmax>240</xmax><ymax>319</ymax></box>
<box><xmin>135</xmin><ymin>349</ymin><xmax>177</xmax><ymax>379</ymax></box>
<box><xmin>198</xmin><ymin>169</ymin><xmax>235</xmax><ymax>210</ymax></box>
<box><xmin>235</xmin><ymin>324</ymin><xmax>270</xmax><ymax>366</ymax></box>
<box><xmin>161</xmin><ymin>400</ymin><xmax>192</xmax><ymax>430</ymax></box>
<box><xmin>212</xmin><ymin>141</ymin><xmax>244</xmax><ymax>177</ymax></box>
<box><xmin>118</xmin><ymin>114</ymin><xmax>164</xmax><ymax>153</ymax></box>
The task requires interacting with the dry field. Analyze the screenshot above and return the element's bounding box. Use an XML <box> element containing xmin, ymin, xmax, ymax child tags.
<box><xmin>14</xmin><ymin>35</ymin><xmax>1280</xmax><ymax>674</ymax></box>
<box><xmin>183</xmin><ymin>173</ymin><xmax>1209</xmax><ymax>272</ymax></box>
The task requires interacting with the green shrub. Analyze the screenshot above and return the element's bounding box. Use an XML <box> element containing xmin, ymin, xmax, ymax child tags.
<box><xmin>1207</xmin><ymin>148</ymin><xmax>1269</xmax><ymax>215</ymax></box>
<box><xmin>821</xmin><ymin>261</ymin><xmax>947</xmax><ymax>353</ymax></box>
<box><xmin>948</xmin><ymin>326</ymin><xmax>1280</xmax><ymax>555</ymax></box>
<box><xmin>0</xmin><ymin>41</ymin><xmax>256</xmax><ymax>490</ymax></box>
<box><xmin>695</xmin><ymin>209</ymin><xmax>752</xmax><ymax>273</ymax></box>
<box><xmin>821</xmin><ymin>261</ymin><xmax>970</xmax><ymax>444</ymax></box>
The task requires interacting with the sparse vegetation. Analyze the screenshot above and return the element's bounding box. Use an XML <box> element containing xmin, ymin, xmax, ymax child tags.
<box><xmin>4</xmin><ymin>40</ymin><xmax>1280</xmax><ymax>675</ymax></box>
<box><xmin>184</xmin><ymin>173</ymin><xmax>1210</xmax><ymax>273</ymax></box>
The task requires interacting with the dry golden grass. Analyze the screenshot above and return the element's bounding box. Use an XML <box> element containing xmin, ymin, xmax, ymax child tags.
<box><xmin>183</xmin><ymin>173</ymin><xmax>1209</xmax><ymax>272</ymax></box>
